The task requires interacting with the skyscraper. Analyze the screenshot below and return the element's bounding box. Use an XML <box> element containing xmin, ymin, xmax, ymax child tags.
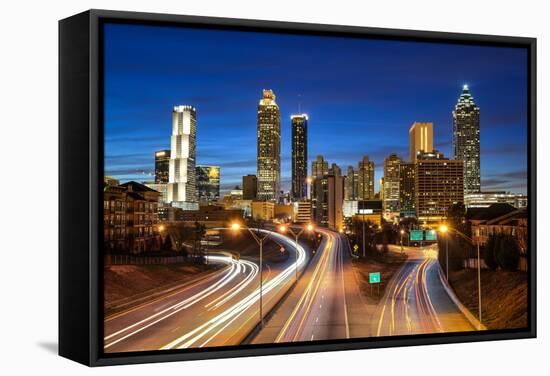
<box><xmin>242</xmin><ymin>174</ymin><xmax>258</xmax><ymax>200</ymax></box>
<box><xmin>311</xmin><ymin>155</ymin><xmax>329</xmax><ymax>179</ymax></box>
<box><xmin>409</xmin><ymin>122</ymin><xmax>434</xmax><ymax>162</ymax></box>
<box><xmin>330</xmin><ymin>163</ymin><xmax>342</xmax><ymax>177</ymax></box>
<box><xmin>311</xmin><ymin>155</ymin><xmax>329</xmax><ymax>224</ymax></box>
<box><xmin>196</xmin><ymin>165</ymin><xmax>220</xmax><ymax>204</ymax></box>
<box><xmin>344</xmin><ymin>166</ymin><xmax>357</xmax><ymax>200</ymax></box>
<box><xmin>291</xmin><ymin>114</ymin><xmax>308</xmax><ymax>200</ymax></box>
<box><xmin>357</xmin><ymin>156</ymin><xmax>375</xmax><ymax>200</ymax></box>
<box><xmin>383</xmin><ymin>153</ymin><xmax>402</xmax><ymax>212</ymax></box>
<box><xmin>453</xmin><ymin>85</ymin><xmax>481</xmax><ymax>194</ymax></box>
<box><xmin>415</xmin><ymin>150</ymin><xmax>464</xmax><ymax>223</ymax></box>
<box><xmin>167</xmin><ymin>105</ymin><xmax>198</xmax><ymax>210</ymax></box>
<box><xmin>399</xmin><ymin>162</ymin><xmax>415</xmax><ymax>217</ymax></box>
<box><xmin>257</xmin><ymin>89</ymin><xmax>280</xmax><ymax>201</ymax></box>
<box><xmin>154</xmin><ymin>150</ymin><xmax>170</xmax><ymax>184</ymax></box>
<box><xmin>314</xmin><ymin>174</ymin><xmax>344</xmax><ymax>230</ymax></box>
<box><xmin>381</xmin><ymin>153</ymin><xmax>403</xmax><ymax>212</ymax></box>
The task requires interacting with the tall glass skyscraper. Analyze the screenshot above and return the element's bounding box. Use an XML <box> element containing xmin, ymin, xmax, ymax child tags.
<box><xmin>167</xmin><ymin>105</ymin><xmax>198</xmax><ymax>210</ymax></box>
<box><xmin>399</xmin><ymin>162</ymin><xmax>416</xmax><ymax>217</ymax></box>
<box><xmin>257</xmin><ymin>90</ymin><xmax>281</xmax><ymax>201</ymax></box>
<box><xmin>357</xmin><ymin>155</ymin><xmax>375</xmax><ymax>200</ymax></box>
<box><xmin>291</xmin><ymin>114</ymin><xmax>308</xmax><ymax>200</ymax></box>
<box><xmin>453</xmin><ymin>85</ymin><xmax>481</xmax><ymax>194</ymax></box>
<box><xmin>383</xmin><ymin>153</ymin><xmax>402</xmax><ymax>212</ymax></box>
<box><xmin>154</xmin><ymin>149</ymin><xmax>170</xmax><ymax>184</ymax></box>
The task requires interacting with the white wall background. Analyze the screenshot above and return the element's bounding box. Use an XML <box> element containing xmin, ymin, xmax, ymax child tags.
<box><xmin>0</xmin><ymin>0</ymin><xmax>547</xmax><ymax>374</ymax></box>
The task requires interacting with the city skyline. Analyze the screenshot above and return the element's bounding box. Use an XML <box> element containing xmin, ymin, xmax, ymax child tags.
<box><xmin>104</xmin><ymin>23</ymin><xmax>528</xmax><ymax>195</ymax></box>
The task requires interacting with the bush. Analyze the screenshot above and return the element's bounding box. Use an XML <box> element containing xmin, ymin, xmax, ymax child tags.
<box><xmin>484</xmin><ymin>233</ymin><xmax>499</xmax><ymax>270</ymax></box>
<box><xmin>496</xmin><ymin>234</ymin><xmax>520</xmax><ymax>271</ymax></box>
<box><xmin>161</xmin><ymin>235</ymin><xmax>172</xmax><ymax>251</ymax></box>
<box><xmin>438</xmin><ymin>235</ymin><xmax>470</xmax><ymax>272</ymax></box>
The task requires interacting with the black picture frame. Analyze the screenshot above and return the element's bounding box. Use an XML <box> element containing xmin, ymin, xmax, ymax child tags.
<box><xmin>59</xmin><ymin>9</ymin><xmax>537</xmax><ymax>367</ymax></box>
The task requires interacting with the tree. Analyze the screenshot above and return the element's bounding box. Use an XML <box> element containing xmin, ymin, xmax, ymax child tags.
<box><xmin>483</xmin><ymin>233</ymin><xmax>499</xmax><ymax>270</ymax></box>
<box><xmin>193</xmin><ymin>221</ymin><xmax>206</xmax><ymax>259</ymax></box>
<box><xmin>351</xmin><ymin>217</ymin><xmax>376</xmax><ymax>256</ymax></box>
<box><xmin>447</xmin><ymin>202</ymin><xmax>467</xmax><ymax>234</ymax></box>
<box><xmin>496</xmin><ymin>234</ymin><xmax>520</xmax><ymax>271</ymax></box>
<box><xmin>161</xmin><ymin>234</ymin><xmax>173</xmax><ymax>252</ymax></box>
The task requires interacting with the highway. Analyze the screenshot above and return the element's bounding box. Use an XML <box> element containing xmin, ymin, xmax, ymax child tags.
<box><xmin>252</xmin><ymin>229</ymin><xmax>366</xmax><ymax>343</ymax></box>
<box><xmin>103</xmin><ymin>229</ymin><xmax>308</xmax><ymax>352</ymax></box>
<box><xmin>374</xmin><ymin>245</ymin><xmax>476</xmax><ymax>336</ymax></box>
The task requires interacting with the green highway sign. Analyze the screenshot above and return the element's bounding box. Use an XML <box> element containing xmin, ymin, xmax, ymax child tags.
<box><xmin>410</xmin><ymin>229</ymin><xmax>423</xmax><ymax>241</ymax></box>
<box><xmin>369</xmin><ymin>272</ymin><xmax>381</xmax><ymax>284</ymax></box>
<box><xmin>425</xmin><ymin>230</ymin><xmax>437</xmax><ymax>241</ymax></box>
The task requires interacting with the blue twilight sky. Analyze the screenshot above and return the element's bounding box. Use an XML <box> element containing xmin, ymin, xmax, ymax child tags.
<box><xmin>103</xmin><ymin>23</ymin><xmax>528</xmax><ymax>195</ymax></box>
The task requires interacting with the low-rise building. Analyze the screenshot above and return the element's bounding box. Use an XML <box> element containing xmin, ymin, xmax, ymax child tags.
<box><xmin>295</xmin><ymin>200</ymin><xmax>312</xmax><ymax>224</ymax></box>
<box><xmin>176</xmin><ymin>205</ymin><xmax>243</xmax><ymax>228</ymax></box>
<box><xmin>465</xmin><ymin>191</ymin><xmax>528</xmax><ymax>209</ymax></box>
<box><xmin>352</xmin><ymin>200</ymin><xmax>383</xmax><ymax>228</ymax></box>
<box><xmin>103</xmin><ymin>181</ymin><xmax>161</xmax><ymax>254</ymax></box>
<box><xmin>469</xmin><ymin>205</ymin><xmax>528</xmax><ymax>271</ymax></box>
<box><xmin>251</xmin><ymin>201</ymin><xmax>275</xmax><ymax>221</ymax></box>
<box><xmin>275</xmin><ymin>203</ymin><xmax>295</xmax><ymax>222</ymax></box>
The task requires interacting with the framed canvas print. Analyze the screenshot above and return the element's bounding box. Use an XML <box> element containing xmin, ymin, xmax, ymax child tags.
<box><xmin>59</xmin><ymin>9</ymin><xmax>536</xmax><ymax>366</ymax></box>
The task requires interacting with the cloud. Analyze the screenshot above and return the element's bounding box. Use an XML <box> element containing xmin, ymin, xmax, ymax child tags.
<box><xmin>104</xmin><ymin>168</ymin><xmax>154</xmax><ymax>177</ymax></box>
<box><xmin>481</xmin><ymin>169</ymin><xmax>527</xmax><ymax>193</ymax></box>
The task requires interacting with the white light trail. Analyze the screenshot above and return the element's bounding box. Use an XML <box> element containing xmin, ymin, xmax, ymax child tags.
<box><xmin>104</xmin><ymin>254</ymin><xmax>245</xmax><ymax>349</ymax></box>
<box><xmin>161</xmin><ymin>229</ymin><xmax>308</xmax><ymax>349</ymax></box>
<box><xmin>104</xmin><ymin>229</ymin><xmax>307</xmax><ymax>351</ymax></box>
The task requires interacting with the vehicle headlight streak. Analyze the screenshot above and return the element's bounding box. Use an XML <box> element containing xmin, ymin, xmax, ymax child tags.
<box><xmin>104</xmin><ymin>230</ymin><xmax>307</xmax><ymax>350</ymax></box>
<box><xmin>104</xmin><ymin>254</ymin><xmax>247</xmax><ymax>349</ymax></box>
<box><xmin>161</xmin><ymin>230</ymin><xmax>308</xmax><ymax>349</ymax></box>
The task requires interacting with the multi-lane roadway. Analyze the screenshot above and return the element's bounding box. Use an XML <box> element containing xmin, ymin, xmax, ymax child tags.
<box><xmin>105</xmin><ymin>228</ymin><xmax>479</xmax><ymax>352</ymax></box>
<box><xmin>104</xmin><ymin>229</ymin><xmax>308</xmax><ymax>352</ymax></box>
<box><xmin>374</xmin><ymin>245</ymin><xmax>477</xmax><ymax>336</ymax></box>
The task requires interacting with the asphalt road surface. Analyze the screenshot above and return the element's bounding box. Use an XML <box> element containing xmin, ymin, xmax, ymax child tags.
<box><xmin>272</xmin><ymin>228</ymin><xmax>352</xmax><ymax>342</ymax></box>
<box><xmin>103</xmin><ymin>229</ymin><xmax>308</xmax><ymax>352</ymax></box>
<box><xmin>374</xmin><ymin>245</ymin><xmax>476</xmax><ymax>336</ymax></box>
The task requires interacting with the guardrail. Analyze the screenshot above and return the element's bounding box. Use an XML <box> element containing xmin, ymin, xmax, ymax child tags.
<box><xmin>105</xmin><ymin>254</ymin><xmax>189</xmax><ymax>265</ymax></box>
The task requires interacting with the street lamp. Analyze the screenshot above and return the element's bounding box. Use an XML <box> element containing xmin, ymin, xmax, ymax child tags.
<box><xmin>359</xmin><ymin>208</ymin><xmax>372</xmax><ymax>257</ymax></box>
<box><xmin>278</xmin><ymin>223</ymin><xmax>314</xmax><ymax>281</ymax></box>
<box><xmin>439</xmin><ymin>224</ymin><xmax>449</xmax><ymax>280</ymax></box>
<box><xmin>231</xmin><ymin>221</ymin><xmax>270</xmax><ymax>328</ymax></box>
<box><xmin>400</xmin><ymin>229</ymin><xmax>405</xmax><ymax>253</ymax></box>
<box><xmin>439</xmin><ymin>224</ymin><xmax>483</xmax><ymax>329</ymax></box>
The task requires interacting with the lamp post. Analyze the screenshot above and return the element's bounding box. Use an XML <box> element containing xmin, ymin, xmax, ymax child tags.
<box><xmin>359</xmin><ymin>208</ymin><xmax>371</xmax><ymax>258</ymax></box>
<box><xmin>278</xmin><ymin>223</ymin><xmax>314</xmax><ymax>281</ymax></box>
<box><xmin>475</xmin><ymin>228</ymin><xmax>482</xmax><ymax>327</ymax></box>
<box><xmin>400</xmin><ymin>229</ymin><xmax>405</xmax><ymax>254</ymax></box>
<box><xmin>439</xmin><ymin>224</ymin><xmax>482</xmax><ymax>329</ymax></box>
<box><xmin>231</xmin><ymin>222</ymin><xmax>270</xmax><ymax>328</ymax></box>
<box><xmin>439</xmin><ymin>224</ymin><xmax>449</xmax><ymax>280</ymax></box>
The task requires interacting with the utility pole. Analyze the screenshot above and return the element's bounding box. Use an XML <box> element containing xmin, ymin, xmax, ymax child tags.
<box><xmin>477</xmin><ymin>232</ymin><xmax>482</xmax><ymax>328</ymax></box>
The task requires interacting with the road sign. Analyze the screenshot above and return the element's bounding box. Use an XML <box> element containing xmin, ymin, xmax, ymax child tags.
<box><xmin>425</xmin><ymin>229</ymin><xmax>437</xmax><ymax>241</ymax></box>
<box><xmin>353</xmin><ymin>244</ymin><xmax>359</xmax><ymax>253</ymax></box>
<box><xmin>410</xmin><ymin>229</ymin><xmax>423</xmax><ymax>241</ymax></box>
<box><xmin>369</xmin><ymin>272</ymin><xmax>381</xmax><ymax>284</ymax></box>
